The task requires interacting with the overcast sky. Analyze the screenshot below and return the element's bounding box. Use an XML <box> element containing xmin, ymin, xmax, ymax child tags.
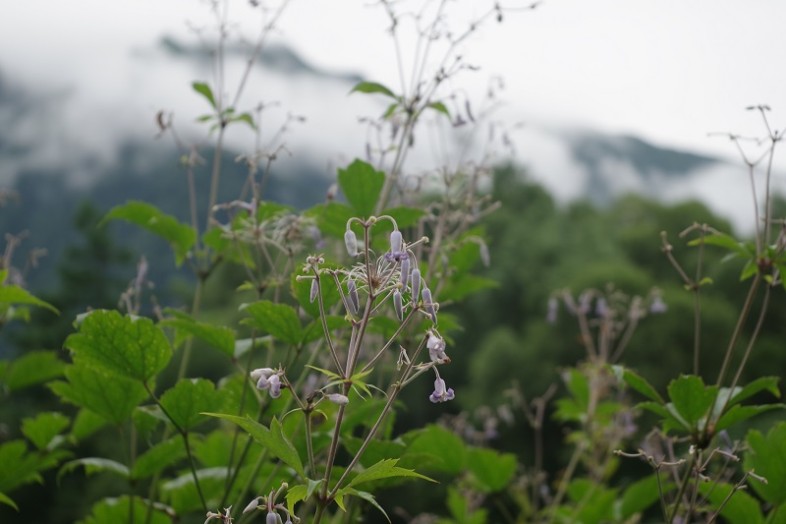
<box><xmin>2</xmin><ymin>0</ymin><xmax>785</xmax><ymax>189</ymax></box>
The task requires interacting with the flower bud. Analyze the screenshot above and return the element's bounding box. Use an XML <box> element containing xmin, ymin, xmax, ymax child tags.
<box><xmin>267</xmin><ymin>510</ymin><xmax>280</xmax><ymax>524</ymax></box>
<box><xmin>347</xmin><ymin>279</ymin><xmax>359</xmax><ymax>315</ymax></box>
<box><xmin>344</xmin><ymin>229</ymin><xmax>358</xmax><ymax>257</ymax></box>
<box><xmin>422</xmin><ymin>286</ymin><xmax>437</xmax><ymax>324</ymax></box>
<box><xmin>243</xmin><ymin>497</ymin><xmax>261</xmax><ymax>514</ymax></box>
<box><xmin>327</xmin><ymin>393</ymin><xmax>350</xmax><ymax>405</ymax></box>
<box><xmin>393</xmin><ymin>289</ymin><xmax>403</xmax><ymax>321</ymax></box>
<box><xmin>390</xmin><ymin>229</ymin><xmax>403</xmax><ymax>253</ymax></box>
<box><xmin>410</xmin><ymin>268</ymin><xmax>421</xmax><ymax>302</ymax></box>
<box><xmin>400</xmin><ymin>255</ymin><xmax>410</xmax><ymax>289</ymax></box>
<box><xmin>309</xmin><ymin>279</ymin><xmax>318</xmax><ymax>303</ymax></box>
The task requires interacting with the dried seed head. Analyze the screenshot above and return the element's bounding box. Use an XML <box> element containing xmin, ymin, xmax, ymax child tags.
<box><xmin>344</xmin><ymin>229</ymin><xmax>358</xmax><ymax>257</ymax></box>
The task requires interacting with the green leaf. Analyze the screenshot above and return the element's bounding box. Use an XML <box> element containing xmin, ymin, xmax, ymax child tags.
<box><xmin>745</xmin><ymin>422</ymin><xmax>786</xmax><ymax>505</ymax></box>
<box><xmin>301</xmin><ymin>316</ymin><xmax>347</xmax><ymax>345</ymax></box>
<box><xmin>286</xmin><ymin>479</ymin><xmax>323</xmax><ymax>512</ymax></box>
<box><xmin>699</xmin><ymin>481</ymin><xmax>763</xmax><ymax>524</ymax></box>
<box><xmin>71</xmin><ymin>409</ymin><xmax>108</xmax><ymax>442</ymax></box>
<box><xmin>50</xmin><ymin>365</ymin><xmax>149</xmax><ymax>425</ymax></box>
<box><xmin>427</xmin><ymin>101</ymin><xmax>451</xmax><ymax>118</ymax></box>
<box><xmin>241</xmin><ymin>300</ymin><xmax>303</xmax><ymax>345</ymax></box>
<box><xmin>104</xmin><ymin>201</ymin><xmax>196</xmax><ymax>266</ymax></box>
<box><xmin>58</xmin><ymin>458</ymin><xmax>130</xmax><ymax>482</ymax></box>
<box><xmin>192</xmin><ymin>81</ymin><xmax>216</xmax><ymax>109</ymax></box>
<box><xmin>613</xmin><ymin>365</ymin><xmax>664</xmax><ymax>403</ymax></box>
<box><xmin>402</xmin><ymin>424</ymin><xmax>467</xmax><ymax>475</ymax></box>
<box><xmin>159</xmin><ymin>378</ymin><xmax>223</xmax><ymax>432</ymax></box>
<box><xmin>0</xmin><ymin>491</ymin><xmax>18</xmax><ymax>511</ymax></box>
<box><xmin>291</xmin><ymin>270</ymin><xmax>341</xmax><ymax>320</ymax></box>
<box><xmin>667</xmin><ymin>375</ymin><xmax>717</xmax><ymax>429</ymax></box>
<box><xmin>338</xmin><ymin>159</ymin><xmax>386</xmax><ymax>217</ymax></box>
<box><xmin>1</xmin><ymin>350</ymin><xmax>65</xmax><ymax>391</ymax></box>
<box><xmin>0</xmin><ymin>285</ymin><xmax>58</xmax><ymax>314</ymax></box>
<box><xmin>233</xmin><ymin>112</ymin><xmax>256</xmax><ymax>129</ymax></box>
<box><xmin>305</xmin><ymin>202</ymin><xmax>356</xmax><ymax>239</ymax></box>
<box><xmin>715</xmin><ymin>404</ymin><xmax>786</xmax><ymax>432</ymax></box>
<box><xmin>160</xmin><ymin>309</ymin><xmax>235</xmax><ymax>357</ymax></box>
<box><xmin>439</xmin><ymin>274</ymin><xmax>498</xmax><ymax>302</ymax></box>
<box><xmin>0</xmin><ymin>441</ymin><xmax>43</xmax><ymax>492</ymax></box>
<box><xmin>638</xmin><ymin>401</ymin><xmax>689</xmax><ymax>433</ymax></box>
<box><xmin>347</xmin><ymin>458</ymin><xmax>434</xmax><ymax>489</ymax></box>
<box><xmin>78</xmin><ymin>496</ymin><xmax>171</xmax><ymax>524</ymax></box>
<box><xmin>340</xmin><ymin>488</ymin><xmax>391</xmax><ymax>522</ymax></box>
<box><xmin>64</xmin><ymin>310</ymin><xmax>172</xmax><ymax>384</ymax></box>
<box><xmin>349</xmin><ymin>81</ymin><xmax>397</xmax><ymax>99</ymax></box>
<box><xmin>617</xmin><ymin>474</ymin><xmax>671</xmax><ymax>519</ymax></box>
<box><xmin>729</xmin><ymin>376</ymin><xmax>781</xmax><ymax>406</ymax></box>
<box><xmin>204</xmin><ymin>413</ymin><xmax>305</xmax><ymax>478</ymax></box>
<box><xmin>22</xmin><ymin>412</ymin><xmax>70</xmax><ymax>451</ymax></box>
<box><xmin>687</xmin><ymin>231</ymin><xmax>750</xmax><ymax>256</ymax></box>
<box><xmin>131</xmin><ymin>436</ymin><xmax>186</xmax><ymax>479</ymax></box>
<box><xmin>382</xmin><ymin>206</ymin><xmax>425</xmax><ymax>228</ymax></box>
<box><xmin>466</xmin><ymin>447</ymin><xmax>517</xmax><ymax>493</ymax></box>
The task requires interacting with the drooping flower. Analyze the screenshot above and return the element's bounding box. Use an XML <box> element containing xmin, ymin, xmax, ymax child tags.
<box><xmin>250</xmin><ymin>368</ymin><xmax>283</xmax><ymax>398</ymax></box>
<box><xmin>427</xmin><ymin>331</ymin><xmax>449</xmax><ymax>363</ymax></box>
<box><xmin>344</xmin><ymin>229</ymin><xmax>358</xmax><ymax>257</ymax></box>
<box><xmin>429</xmin><ymin>377</ymin><xmax>455</xmax><ymax>403</ymax></box>
<box><xmin>650</xmin><ymin>295</ymin><xmax>668</xmax><ymax>314</ymax></box>
<box><xmin>266</xmin><ymin>509</ymin><xmax>280</xmax><ymax>524</ymax></box>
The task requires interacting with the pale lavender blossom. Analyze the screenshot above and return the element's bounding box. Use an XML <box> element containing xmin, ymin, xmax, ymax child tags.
<box><xmin>250</xmin><ymin>368</ymin><xmax>283</xmax><ymax>398</ymax></box>
<box><xmin>410</xmin><ymin>268</ymin><xmax>421</xmax><ymax>301</ymax></box>
<box><xmin>422</xmin><ymin>286</ymin><xmax>437</xmax><ymax>324</ymax></box>
<box><xmin>243</xmin><ymin>497</ymin><xmax>261</xmax><ymax>514</ymax></box>
<box><xmin>400</xmin><ymin>255</ymin><xmax>410</xmax><ymax>289</ymax></box>
<box><xmin>650</xmin><ymin>295</ymin><xmax>667</xmax><ymax>314</ymax></box>
<box><xmin>427</xmin><ymin>332</ymin><xmax>449</xmax><ymax>363</ymax></box>
<box><xmin>595</xmin><ymin>297</ymin><xmax>609</xmax><ymax>318</ymax></box>
<box><xmin>267</xmin><ymin>510</ymin><xmax>280</xmax><ymax>524</ymax></box>
<box><xmin>390</xmin><ymin>229</ymin><xmax>403</xmax><ymax>253</ymax></box>
<box><xmin>429</xmin><ymin>377</ymin><xmax>455</xmax><ymax>403</ymax></box>
<box><xmin>309</xmin><ymin>279</ymin><xmax>318</xmax><ymax>303</ymax></box>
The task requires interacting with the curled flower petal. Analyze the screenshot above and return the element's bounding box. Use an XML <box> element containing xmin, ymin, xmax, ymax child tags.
<box><xmin>268</xmin><ymin>374</ymin><xmax>282</xmax><ymax>398</ymax></box>
<box><xmin>427</xmin><ymin>332</ymin><xmax>449</xmax><ymax>363</ymax></box>
<box><xmin>344</xmin><ymin>229</ymin><xmax>358</xmax><ymax>257</ymax></box>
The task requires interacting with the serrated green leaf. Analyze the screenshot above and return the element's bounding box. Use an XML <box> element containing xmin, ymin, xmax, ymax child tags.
<box><xmin>22</xmin><ymin>412</ymin><xmax>70</xmax><ymax>451</ymax></box>
<box><xmin>342</xmin><ymin>488</ymin><xmax>391</xmax><ymax>522</ymax></box>
<box><xmin>699</xmin><ymin>481</ymin><xmax>763</xmax><ymax>524</ymax></box>
<box><xmin>71</xmin><ymin>409</ymin><xmax>107</xmax><ymax>442</ymax></box>
<box><xmin>204</xmin><ymin>413</ymin><xmax>305</xmax><ymax>478</ymax></box>
<box><xmin>0</xmin><ymin>285</ymin><xmax>58</xmax><ymax>314</ymax></box>
<box><xmin>50</xmin><ymin>365</ymin><xmax>149</xmax><ymax>425</ymax></box>
<box><xmin>687</xmin><ymin>232</ymin><xmax>750</xmax><ymax>256</ymax></box>
<box><xmin>667</xmin><ymin>375</ymin><xmax>716</xmax><ymax>429</ymax></box>
<box><xmin>2</xmin><ymin>350</ymin><xmax>65</xmax><ymax>391</ymax></box>
<box><xmin>64</xmin><ymin>310</ymin><xmax>172</xmax><ymax>383</ymax></box>
<box><xmin>349</xmin><ymin>81</ymin><xmax>397</xmax><ymax>99</ymax></box>
<box><xmin>131</xmin><ymin>436</ymin><xmax>186</xmax><ymax>479</ymax></box>
<box><xmin>617</xmin><ymin>474</ymin><xmax>672</xmax><ymax>519</ymax></box>
<box><xmin>347</xmin><ymin>458</ymin><xmax>433</xmax><ymax>489</ymax></box>
<box><xmin>0</xmin><ymin>441</ymin><xmax>42</xmax><ymax>493</ymax></box>
<box><xmin>241</xmin><ymin>300</ymin><xmax>303</xmax><ymax>345</ymax></box>
<box><xmin>466</xmin><ymin>447</ymin><xmax>516</xmax><ymax>492</ymax></box>
<box><xmin>159</xmin><ymin>378</ymin><xmax>223</xmax><ymax>432</ymax></box>
<box><xmin>338</xmin><ymin>159</ymin><xmax>385</xmax><ymax>217</ymax></box>
<box><xmin>0</xmin><ymin>491</ymin><xmax>18</xmax><ymax>511</ymax></box>
<box><xmin>286</xmin><ymin>479</ymin><xmax>323</xmax><ymax>512</ymax></box>
<box><xmin>439</xmin><ymin>274</ymin><xmax>498</xmax><ymax>302</ymax></box>
<box><xmin>160</xmin><ymin>309</ymin><xmax>235</xmax><ymax>357</ymax></box>
<box><xmin>745</xmin><ymin>422</ymin><xmax>786</xmax><ymax>505</ymax></box>
<box><xmin>730</xmin><ymin>376</ymin><xmax>781</xmax><ymax>406</ymax></box>
<box><xmin>58</xmin><ymin>457</ymin><xmax>130</xmax><ymax>482</ymax></box>
<box><xmin>104</xmin><ymin>201</ymin><xmax>196</xmax><ymax>266</ymax></box>
<box><xmin>613</xmin><ymin>365</ymin><xmax>664</xmax><ymax>403</ymax></box>
<box><xmin>192</xmin><ymin>81</ymin><xmax>216</xmax><ymax>109</ymax></box>
<box><xmin>638</xmin><ymin>401</ymin><xmax>689</xmax><ymax>433</ymax></box>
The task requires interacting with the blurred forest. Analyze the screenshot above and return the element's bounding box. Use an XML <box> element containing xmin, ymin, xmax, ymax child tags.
<box><xmin>2</xmin><ymin>145</ymin><xmax>784</xmax><ymax>520</ymax></box>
